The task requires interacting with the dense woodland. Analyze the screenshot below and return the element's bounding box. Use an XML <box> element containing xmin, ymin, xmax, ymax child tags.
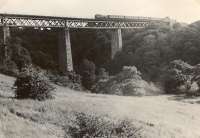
<box><xmin>1</xmin><ymin>20</ymin><xmax>200</xmax><ymax>94</ymax></box>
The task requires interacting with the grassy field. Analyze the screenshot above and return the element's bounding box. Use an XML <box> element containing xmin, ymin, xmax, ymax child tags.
<box><xmin>1</xmin><ymin>73</ymin><xmax>200</xmax><ymax>138</ymax></box>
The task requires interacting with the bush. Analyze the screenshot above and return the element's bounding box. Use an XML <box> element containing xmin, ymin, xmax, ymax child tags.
<box><xmin>66</xmin><ymin>112</ymin><xmax>142</xmax><ymax>138</ymax></box>
<box><xmin>48</xmin><ymin>71</ymin><xmax>82</xmax><ymax>91</ymax></box>
<box><xmin>0</xmin><ymin>60</ymin><xmax>19</xmax><ymax>76</ymax></box>
<box><xmin>164</xmin><ymin>60</ymin><xmax>194</xmax><ymax>94</ymax></box>
<box><xmin>96</xmin><ymin>68</ymin><xmax>109</xmax><ymax>81</ymax></box>
<box><xmin>14</xmin><ymin>66</ymin><xmax>55</xmax><ymax>101</ymax></box>
<box><xmin>92</xmin><ymin>66</ymin><xmax>162</xmax><ymax>96</ymax></box>
<box><xmin>163</xmin><ymin>60</ymin><xmax>200</xmax><ymax>96</ymax></box>
<box><xmin>80</xmin><ymin>59</ymin><xmax>96</xmax><ymax>90</ymax></box>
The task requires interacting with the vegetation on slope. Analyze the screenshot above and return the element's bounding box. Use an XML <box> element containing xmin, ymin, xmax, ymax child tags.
<box><xmin>1</xmin><ymin>18</ymin><xmax>200</xmax><ymax>138</ymax></box>
<box><xmin>1</xmin><ymin>73</ymin><xmax>200</xmax><ymax>138</ymax></box>
<box><xmin>93</xmin><ymin>66</ymin><xmax>161</xmax><ymax>96</ymax></box>
<box><xmin>1</xmin><ymin>20</ymin><xmax>200</xmax><ymax>93</ymax></box>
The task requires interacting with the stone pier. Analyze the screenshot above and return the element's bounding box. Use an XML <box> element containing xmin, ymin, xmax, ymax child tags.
<box><xmin>58</xmin><ymin>28</ymin><xmax>73</xmax><ymax>73</ymax></box>
<box><xmin>2</xmin><ymin>26</ymin><xmax>10</xmax><ymax>63</ymax></box>
<box><xmin>111</xmin><ymin>29</ymin><xmax>122</xmax><ymax>59</ymax></box>
<box><xmin>3</xmin><ymin>26</ymin><xmax>10</xmax><ymax>45</ymax></box>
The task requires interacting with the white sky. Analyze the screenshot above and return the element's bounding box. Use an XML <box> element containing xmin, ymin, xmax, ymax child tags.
<box><xmin>0</xmin><ymin>0</ymin><xmax>200</xmax><ymax>23</ymax></box>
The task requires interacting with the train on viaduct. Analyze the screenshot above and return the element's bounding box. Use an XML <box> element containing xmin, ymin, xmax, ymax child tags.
<box><xmin>0</xmin><ymin>13</ymin><xmax>175</xmax><ymax>73</ymax></box>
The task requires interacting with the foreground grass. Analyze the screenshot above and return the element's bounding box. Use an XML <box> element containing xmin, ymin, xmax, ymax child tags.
<box><xmin>1</xmin><ymin>74</ymin><xmax>200</xmax><ymax>138</ymax></box>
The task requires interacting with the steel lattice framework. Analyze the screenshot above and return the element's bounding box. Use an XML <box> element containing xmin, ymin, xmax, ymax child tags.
<box><xmin>0</xmin><ymin>14</ymin><xmax>153</xmax><ymax>29</ymax></box>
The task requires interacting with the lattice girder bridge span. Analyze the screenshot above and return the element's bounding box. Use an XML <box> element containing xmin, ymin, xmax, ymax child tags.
<box><xmin>0</xmin><ymin>13</ymin><xmax>157</xmax><ymax>73</ymax></box>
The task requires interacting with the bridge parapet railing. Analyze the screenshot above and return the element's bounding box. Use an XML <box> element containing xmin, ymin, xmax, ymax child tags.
<box><xmin>65</xmin><ymin>20</ymin><xmax>149</xmax><ymax>29</ymax></box>
<box><xmin>0</xmin><ymin>14</ymin><xmax>150</xmax><ymax>29</ymax></box>
<box><xmin>0</xmin><ymin>16</ymin><xmax>65</xmax><ymax>28</ymax></box>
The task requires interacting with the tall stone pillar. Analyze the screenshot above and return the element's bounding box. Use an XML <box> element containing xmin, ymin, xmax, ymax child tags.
<box><xmin>111</xmin><ymin>29</ymin><xmax>122</xmax><ymax>59</ymax></box>
<box><xmin>3</xmin><ymin>26</ymin><xmax>10</xmax><ymax>45</ymax></box>
<box><xmin>58</xmin><ymin>28</ymin><xmax>73</xmax><ymax>73</ymax></box>
<box><xmin>2</xmin><ymin>26</ymin><xmax>10</xmax><ymax>64</ymax></box>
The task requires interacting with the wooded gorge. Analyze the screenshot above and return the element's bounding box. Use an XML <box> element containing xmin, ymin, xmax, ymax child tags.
<box><xmin>1</xmin><ymin>20</ymin><xmax>200</xmax><ymax>94</ymax></box>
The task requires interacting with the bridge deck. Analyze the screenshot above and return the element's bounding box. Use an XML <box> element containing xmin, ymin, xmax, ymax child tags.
<box><xmin>0</xmin><ymin>13</ymin><xmax>152</xmax><ymax>29</ymax></box>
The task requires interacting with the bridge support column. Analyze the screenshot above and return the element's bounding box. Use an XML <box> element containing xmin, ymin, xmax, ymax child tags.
<box><xmin>3</xmin><ymin>26</ymin><xmax>10</xmax><ymax>45</ymax></box>
<box><xmin>58</xmin><ymin>28</ymin><xmax>73</xmax><ymax>73</ymax></box>
<box><xmin>1</xmin><ymin>26</ymin><xmax>10</xmax><ymax>64</ymax></box>
<box><xmin>111</xmin><ymin>29</ymin><xmax>122</xmax><ymax>59</ymax></box>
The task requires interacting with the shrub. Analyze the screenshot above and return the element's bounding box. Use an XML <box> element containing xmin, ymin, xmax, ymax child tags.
<box><xmin>96</xmin><ymin>68</ymin><xmax>109</xmax><ymax>81</ymax></box>
<box><xmin>164</xmin><ymin>60</ymin><xmax>193</xmax><ymax>94</ymax></box>
<box><xmin>65</xmin><ymin>112</ymin><xmax>142</xmax><ymax>138</ymax></box>
<box><xmin>163</xmin><ymin>60</ymin><xmax>200</xmax><ymax>96</ymax></box>
<box><xmin>14</xmin><ymin>66</ymin><xmax>55</xmax><ymax>101</ymax></box>
<box><xmin>0</xmin><ymin>60</ymin><xmax>19</xmax><ymax>76</ymax></box>
<box><xmin>48</xmin><ymin>71</ymin><xmax>82</xmax><ymax>91</ymax></box>
<box><xmin>80</xmin><ymin>59</ymin><xmax>96</xmax><ymax>90</ymax></box>
<box><xmin>92</xmin><ymin>66</ymin><xmax>161</xmax><ymax>96</ymax></box>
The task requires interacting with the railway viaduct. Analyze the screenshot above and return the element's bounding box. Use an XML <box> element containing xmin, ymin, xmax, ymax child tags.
<box><xmin>0</xmin><ymin>14</ymin><xmax>167</xmax><ymax>73</ymax></box>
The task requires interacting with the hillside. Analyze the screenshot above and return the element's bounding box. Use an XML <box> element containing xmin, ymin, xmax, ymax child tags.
<box><xmin>1</xmin><ymin>73</ymin><xmax>200</xmax><ymax>138</ymax></box>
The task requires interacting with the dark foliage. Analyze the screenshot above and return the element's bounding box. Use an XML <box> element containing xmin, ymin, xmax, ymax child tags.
<box><xmin>11</xmin><ymin>28</ymin><xmax>59</xmax><ymax>70</ymax></box>
<box><xmin>107</xmin><ymin>22</ymin><xmax>200</xmax><ymax>81</ymax></box>
<box><xmin>79</xmin><ymin>59</ymin><xmax>96</xmax><ymax>90</ymax></box>
<box><xmin>70</xmin><ymin>29</ymin><xmax>111</xmax><ymax>72</ymax></box>
<box><xmin>164</xmin><ymin>60</ymin><xmax>194</xmax><ymax>94</ymax></box>
<box><xmin>9</xmin><ymin>37</ymin><xmax>32</xmax><ymax>71</ymax></box>
<box><xmin>2</xmin><ymin>21</ymin><xmax>200</xmax><ymax>96</ymax></box>
<box><xmin>14</xmin><ymin>66</ymin><xmax>55</xmax><ymax>101</ymax></box>
<box><xmin>0</xmin><ymin>37</ymin><xmax>32</xmax><ymax>76</ymax></box>
<box><xmin>96</xmin><ymin>68</ymin><xmax>109</xmax><ymax>81</ymax></box>
<box><xmin>0</xmin><ymin>60</ymin><xmax>19</xmax><ymax>77</ymax></box>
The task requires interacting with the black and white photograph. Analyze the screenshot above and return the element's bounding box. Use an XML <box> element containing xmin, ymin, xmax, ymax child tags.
<box><xmin>0</xmin><ymin>0</ymin><xmax>200</xmax><ymax>137</ymax></box>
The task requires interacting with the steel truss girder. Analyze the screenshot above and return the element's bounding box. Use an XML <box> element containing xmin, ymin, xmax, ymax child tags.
<box><xmin>0</xmin><ymin>14</ymin><xmax>151</xmax><ymax>29</ymax></box>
